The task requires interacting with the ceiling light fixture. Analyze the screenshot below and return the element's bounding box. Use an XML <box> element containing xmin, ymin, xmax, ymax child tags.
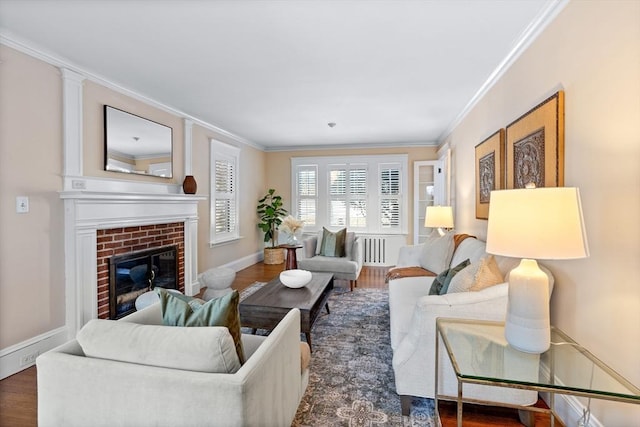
<box><xmin>327</xmin><ymin>122</ymin><xmax>336</xmax><ymax>128</ymax></box>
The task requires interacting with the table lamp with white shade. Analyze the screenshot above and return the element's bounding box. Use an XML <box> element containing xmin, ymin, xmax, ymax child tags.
<box><xmin>425</xmin><ymin>205</ymin><xmax>454</xmax><ymax>237</ymax></box>
<box><xmin>486</xmin><ymin>186</ymin><xmax>589</xmax><ymax>353</ymax></box>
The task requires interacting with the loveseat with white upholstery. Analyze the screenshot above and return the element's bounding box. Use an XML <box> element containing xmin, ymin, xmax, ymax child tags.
<box><xmin>388</xmin><ymin>234</ymin><xmax>554</xmax><ymax>416</ymax></box>
<box><xmin>37</xmin><ymin>304</ymin><xmax>309</xmax><ymax>427</ymax></box>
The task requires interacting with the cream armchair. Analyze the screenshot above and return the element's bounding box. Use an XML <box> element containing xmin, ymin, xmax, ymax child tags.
<box><xmin>297</xmin><ymin>231</ymin><xmax>363</xmax><ymax>291</ymax></box>
<box><xmin>37</xmin><ymin>305</ymin><xmax>309</xmax><ymax>427</ymax></box>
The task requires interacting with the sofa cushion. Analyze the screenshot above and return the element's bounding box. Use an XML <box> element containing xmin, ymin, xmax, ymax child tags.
<box><xmin>319</xmin><ymin>227</ymin><xmax>347</xmax><ymax>257</ymax></box>
<box><xmin>420</xmin><ymin>233</ymin><xmax>455</xmax><ymax>273</ymax></box>
<box><xmin>157</xmin><ymin>288</ymin><xmax>245</xmax><ymax>364</ymax></box>
<box><xmin>297</xmin><ymin>256</ymin><xmax>358</xmax><ymax>275</ymax></box>
<box><xmin>77</xmin><ymin>319</ymin><xmax>241</xmax><ymax>373</ymax></box>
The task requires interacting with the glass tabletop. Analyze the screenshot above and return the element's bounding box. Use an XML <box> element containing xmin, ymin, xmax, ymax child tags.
<box><xmin>436</xmin><ymin>318</ymin><xmax>640</xmax><ymax>404</ymax></box>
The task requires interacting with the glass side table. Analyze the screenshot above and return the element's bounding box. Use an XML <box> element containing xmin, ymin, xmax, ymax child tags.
<box><xmin>435</xmin><ymin>318</ymin><xmax>640</xmax><ymax>427</ymax></box>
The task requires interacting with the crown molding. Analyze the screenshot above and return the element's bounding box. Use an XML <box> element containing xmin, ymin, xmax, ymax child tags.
<box><xmin>264</xmin><ymin>139</ymin><xmax>438</xmax><ymax>152</ymax></box>
<box><xmin>0</xmin><ymin>30</ymin><xmax>264</xmax><ymax>151</ymax></box>
<box><xmin>436</xmin><ymin>0</ymin><xmax>570</xmax><ymax>144</ymax></box>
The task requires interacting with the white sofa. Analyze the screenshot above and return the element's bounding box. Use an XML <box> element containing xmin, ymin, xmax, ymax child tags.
<box><xmin>37</xmin><ymin>304</ymin><xmax>309</xmax><ymax>427</ymax></box>
<box><xmin>388</xmin><ymin>235</ymin><xmax>554</xmax><ymax>415</ymax></box>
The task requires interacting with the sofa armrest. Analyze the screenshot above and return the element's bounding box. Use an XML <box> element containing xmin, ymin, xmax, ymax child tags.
<box><xmin>391</xmin><ymin>282</ymin><xmax>536</xmax><ymax>406</ymax></box>
<box><xmin>351</xmin><ymin>236</ymin><xmax>364</xmax><ymax>266</ymax></box>
<box><xmin>301</xmin><ymin>236</ymin><xmax>317</xmax><ymax>259</ymax></box>
<box><xmin>395</xmin><ymin>244</ymin><xmax>423</xmax><ymax>267</ymax></box>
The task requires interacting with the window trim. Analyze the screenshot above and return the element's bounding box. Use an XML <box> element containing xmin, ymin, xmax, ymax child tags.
<box><xmin>291</xmin><ymin>154</ymin><xmax>408</xmax><ymax>234</ymax></box>
<box><xmin>210</xmin><ymin>139</ymin><xmax>240</xmax><ymax>245</ymax></box>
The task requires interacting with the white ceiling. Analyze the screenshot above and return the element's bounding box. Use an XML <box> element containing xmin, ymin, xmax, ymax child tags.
<box><xmin>0</xmin><ymin>0</ymin><xmax>563</xmax><ymax>150</ymax></box>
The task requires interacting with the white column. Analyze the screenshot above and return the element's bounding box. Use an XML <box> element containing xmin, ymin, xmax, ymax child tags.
<box><xmin>61</xmin><ymin>68</ymin><xmax>85</xmax><ymax>185</ymax></box>
<box><xmin>184</xmin><ymin>119</ymin><xmax>194</xmax><ymax>176</ymax></box>
<box><xmin>184</xmin><ymin>216</ymin><xmax>200</xmax><ymax>296</ymax></box>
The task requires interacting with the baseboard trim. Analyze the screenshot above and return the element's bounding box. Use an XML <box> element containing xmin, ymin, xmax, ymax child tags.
<box><xmin>221</xmin><ymin>251</ymin><xmax>263</xmax><ymax>272</ymax></box>
<box><xmin>0</xmin><ymin>326</ymin><xmax>68</xmax><ymax>380</ymax></box>
<box><xmin>539</xmin><ymin>364</ymin><xmax>604</xmax><ymax>427</ymax></box>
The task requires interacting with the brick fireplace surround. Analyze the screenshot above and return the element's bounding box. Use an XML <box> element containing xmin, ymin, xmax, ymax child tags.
<box><xmin>96</xmin><ymin>223</ymin><xmax>185</xmax><ymax>319</ymax></box>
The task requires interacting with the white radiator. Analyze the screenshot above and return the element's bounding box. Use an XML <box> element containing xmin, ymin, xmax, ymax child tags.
<box><xmin>362</xmin><ymin>235</ymin><xmax>406</xmax><ymax>267</ymax></box>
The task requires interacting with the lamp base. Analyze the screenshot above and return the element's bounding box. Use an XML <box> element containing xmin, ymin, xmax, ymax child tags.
<box><xmin>505</xmin><ymin>259</ymin><xmax>551</xmax><ymax>354</ymax></box>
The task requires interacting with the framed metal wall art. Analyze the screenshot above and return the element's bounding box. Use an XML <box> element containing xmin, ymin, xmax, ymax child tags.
<box><xmin>475</xmin><ymin>129</ymin><xmax>505</xmax><ymax>219</ymax></box>
<box><xmin>505</xmin><ymin>91</ymin><xmax>564</xmax><ymax>189</ymax></box>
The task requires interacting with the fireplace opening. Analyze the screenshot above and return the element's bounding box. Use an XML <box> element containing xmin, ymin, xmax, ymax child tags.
<box><xmin>108</xmin><ymin>245</ymin><xmax>178</xmax><ymax>319</ymax></box>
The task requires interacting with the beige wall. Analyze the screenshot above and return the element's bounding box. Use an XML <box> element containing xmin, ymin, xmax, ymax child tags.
<box><xmin>442</xmin><ymin>2</ymin><xmax>639</xmax><ymax>424</ymax></box>
<box><xmin>192</xmin><ymin>125</ymin><xmax>267</xmax><ymax>269</ymax></box>
<box><xmin>83</xmin><ymin>81</ymin><xmax>185</xmax><ymax>182</ymax></box>
<box><xmin>0</xmin><ymin>46</ymin><xmax>66</xmax><ymax>348</ymax></box>
<box><xmin>266</xmin><ymin>146</ymin><xmax>438</xmax><ymax>243</ymax></box>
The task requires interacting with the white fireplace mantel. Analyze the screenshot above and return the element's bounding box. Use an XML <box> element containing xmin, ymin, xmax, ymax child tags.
<box><xmin>61</xmin><ymin>190</ymin><xmax>205</xmax><ymax>336</ymax></box>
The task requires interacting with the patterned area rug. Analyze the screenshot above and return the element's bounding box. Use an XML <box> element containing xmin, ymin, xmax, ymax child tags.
<box><xmin>240</xmin><ymin>283</ymin><xmax>436</xmax><ymax>426</ymax></box>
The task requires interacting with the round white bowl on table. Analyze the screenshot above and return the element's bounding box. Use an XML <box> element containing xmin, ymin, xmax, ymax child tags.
<box><xmin>279</xmin><ymin>269</ymin><xmax>312</xmax><ymax>288</ymax></box>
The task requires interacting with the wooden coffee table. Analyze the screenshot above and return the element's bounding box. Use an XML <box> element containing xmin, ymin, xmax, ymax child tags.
<box><xmin>239</xmin><ymin>272</ymin><xmax>334</xmax><ymax>350</ymax></box>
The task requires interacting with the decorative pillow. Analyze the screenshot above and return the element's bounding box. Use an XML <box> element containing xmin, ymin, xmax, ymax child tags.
<box><xmin>319</xmin><ymin>227</ymin><xmax>347</xmax><ymax>257</ymax></box>
<box><xmin>428</xmin><ymin>259</ymin><xmax>470</xmax><ymax>295</ymax></box>
<box><xmin>446</xmin><ymin>259</ymin><xmax>482</xmax><ymax>293</ymax></box>
<box><xmin>157</xmin><ymin>288</ymin><xmax>245</xmax><ymax>364</ymax></box>
<box><xmin>470</xmin><ymin>255</ymin><xmax>504</xmax><ymax>291</ymax></box>
<box><xmin>420</xmin><ymin>233</ymin><xmax>455</xmax><ymax>274</ymax></box>
<box><xmin>77</xmin><ymin>319</ymin><xmax>241</xmax><ymax>373</ymax></box>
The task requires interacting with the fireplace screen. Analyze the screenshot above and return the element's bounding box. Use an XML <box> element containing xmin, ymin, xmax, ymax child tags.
<box><xmin>108</xmin><ymin>245</ymin><xmax>178</xmax><ymax>319</ymax></box>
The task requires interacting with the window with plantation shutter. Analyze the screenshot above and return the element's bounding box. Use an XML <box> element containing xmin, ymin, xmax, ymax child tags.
<box><xmin>380</xmin><ymin>164</ymin><xmax>401</xmax><ymax>229</ymax></box>
<box><xmin>210</xmin><ymin>140</ymin><xmax>240</xmax><ymax>244</ymax></box>
<box><xmin>291</xmin><ymin>155</ymin><xmax>407</xmax><ymax>234</ymax></box>
<box><xmin>296</xmin><ymin>165</ymin><xmax>317</xmax><ymax>226</ymax></box>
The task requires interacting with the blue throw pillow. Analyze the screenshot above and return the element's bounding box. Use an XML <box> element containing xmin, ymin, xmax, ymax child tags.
<box><xmin>319</xmin><ymin>227</ymin><xmax>347</xmax><ymax>257</ymax></box>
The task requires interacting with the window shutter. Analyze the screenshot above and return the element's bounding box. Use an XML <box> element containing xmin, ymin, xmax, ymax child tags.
<box><xmin>380</xmin><ymin>164</ymin><xmax>401</xmax><ymax>229</ymax></box>
<box><xmin>210</xmin><ymin>140</ymin><xmax>240</xmax><ymax>244</ymax></box>
<box><xmin>296</xmin><ymin>165</ymin><xmax>317</xmax><ymax>226</ymax></box>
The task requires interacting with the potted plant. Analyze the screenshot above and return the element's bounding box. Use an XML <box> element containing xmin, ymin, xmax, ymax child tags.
<box><xmin>257</xmin><ymin>188</ymin><xmax>288</xmax><ymax>264</ymax></box>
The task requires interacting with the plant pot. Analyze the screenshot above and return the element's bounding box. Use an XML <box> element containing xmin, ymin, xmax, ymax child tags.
<box><xmin>264</xmin><ymin>247</ymin><xmax>285</xmax><ymax>265</ymax></box>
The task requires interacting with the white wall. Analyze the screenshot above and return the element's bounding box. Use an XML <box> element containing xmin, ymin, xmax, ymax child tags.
<box><xmin>443</xmin><ymin>1</ymin><xmax>639</xmax><ymax>425</ymax></box>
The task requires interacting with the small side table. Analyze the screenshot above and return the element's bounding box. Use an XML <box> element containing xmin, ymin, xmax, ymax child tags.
<box><xmin>435</xmin><ymin>318</ymin><xmax>640</xmax><ymax>427</ymax></box>
<box><xmin>279</xmin><ymin>244</ymin><xmax>302</xmax><ymax>270</ymax></box>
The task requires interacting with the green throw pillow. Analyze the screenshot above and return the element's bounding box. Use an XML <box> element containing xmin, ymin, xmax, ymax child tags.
<box><xmin>319</xmin><ymin>227</ymin><xmax>346</xmax><ymax>257</ymax></box>
<box><xmin>428</xmin><ymin>259</ymin><xmax>470</xmax><ymax>295</ymax></box>
<box><xmin>156</xmin><ymin>288</ymin><xmax>245</xmax><ymax>364</ymax></box>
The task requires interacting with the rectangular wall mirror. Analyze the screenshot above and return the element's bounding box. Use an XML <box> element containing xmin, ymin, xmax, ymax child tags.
<box><xmin>104</xmin><ymin>105</ymin><xmax>173</xmax><ymax>178</ymax></box>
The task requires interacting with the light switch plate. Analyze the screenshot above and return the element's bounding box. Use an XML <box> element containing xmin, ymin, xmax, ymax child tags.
<box><xmin>16</xmin><ymin>196</ymin><xmax>29</xmax><ymax>213</ymax></box>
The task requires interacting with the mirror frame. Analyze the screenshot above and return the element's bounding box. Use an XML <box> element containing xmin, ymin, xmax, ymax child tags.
<box><xmin>103</xmin><ymin>105</ymin><xmax>173</xmax><ymax>178</ymax></box>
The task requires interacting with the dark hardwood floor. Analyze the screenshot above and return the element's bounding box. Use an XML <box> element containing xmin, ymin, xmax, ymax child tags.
<box><xmin>0</xmin><ymin>263</ymin><xmax>553</xmax><ymax>426</ymax></box>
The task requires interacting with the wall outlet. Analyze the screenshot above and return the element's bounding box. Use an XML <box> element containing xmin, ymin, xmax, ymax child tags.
<box><xmin>19</xmin><ymin>351</ymin><xmax>39</xmax><ymax>367</ymax></box>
